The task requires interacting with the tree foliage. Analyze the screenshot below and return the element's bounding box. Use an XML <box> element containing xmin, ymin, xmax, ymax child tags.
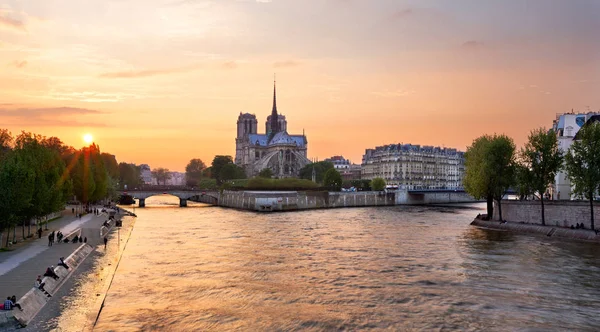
<box><xmin>371</xmin><ymin>177</ymin><xmax>386</xmax><ymax>191</ymax></box>
<box><xmin>323</xmin><ymin>168</ymin><xmax>343</xmax><ymax>191</ymax></box>
<box><xmin>258</xmin><ymin>168</ymin><xmax>273</xmax><ymax>178</ymax></box>
<box><xmin>211</xmin><ymin>155</ymin><xmax>235</xmax><ymax>185</ymax></box>
<box><xmin>299</xmin><ymin>161</ymin><xmax>334</xmax><ymax>184</ymax></box>
<box><xmin>520</xmin><ymin>128</ymin><xmax>563</xmax><ymax>225</ymax></box>
<box><xmin>0</xmin><ymin>128</ymin><xmax>132</xmax><ymax>247</ymax></box>
<box><xmin>185</xmin><ymin>158</ymin><xmax>206</xmax><ymax>186</ymax></box>
<box><xmin>152</xmin><ymin>167</ymin><xmax>170</xmax><ymax>185</ymax></box>
<box><xmin>119</xmin><ymin>162</ymin><xmax>142</xmax><ymax>189</ymax></box>
<box><xmin>565</xmin><ymin>122</ymin><xmax>600</xmax><ymax>230</ymax></box>
<box><xmin>220</xmin><ymin>163</ymin><xmax>247</xmax><ymax>182</ymax></box>
<box><xmin>464</xmin><ymin>134</ymin><xmax>516</xmax><ymax>220</ymax></box>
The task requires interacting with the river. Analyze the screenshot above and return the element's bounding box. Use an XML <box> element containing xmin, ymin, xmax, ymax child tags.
<box><xmin>51</xmin><ymin>196</ymin><xmax>600</xmax><ymax>331</ymax></box>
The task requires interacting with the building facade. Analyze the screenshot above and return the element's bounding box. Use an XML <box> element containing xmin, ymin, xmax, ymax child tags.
<box><xmin>551</xmin><ymin>111</ymin><xmax>600</xmax><ymax>200</ymax></box>
<box><xmin>235</xmin><ymin>81</ymin><xmax>310</xmax><ymax>178</ymax></box>
<box><xmin>139</xmin><ymin>164</ymin><xmax>155</xmax><ymax>185</ymax></box>
<box><xmin>361</xmin><ymin>144</ymin><xmax>464</xmax><ymax>189</ymax></box>
<box><xmin>324</xmin><ymin>156</ymin><xmax>361</xmax><ymax>180</ymax></box>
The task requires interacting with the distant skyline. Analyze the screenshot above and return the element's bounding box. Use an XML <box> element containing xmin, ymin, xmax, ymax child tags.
<box><xmin>1</xmin><ymin>0</ymin><xmax>599</xmax><ymax>171</ymax></box>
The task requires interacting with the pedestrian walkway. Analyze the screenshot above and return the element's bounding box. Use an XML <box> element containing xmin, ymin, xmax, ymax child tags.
<box><xmin>0</xmin><ymin>209</ymin><xmax>109</xmax><ymax>301</ymax></box>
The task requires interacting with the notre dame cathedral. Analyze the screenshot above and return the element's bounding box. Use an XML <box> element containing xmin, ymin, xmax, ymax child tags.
<box><xmin>235</xmin><ymin>81</ymin><xmax>310</xmax><ymax>178</ymax></box>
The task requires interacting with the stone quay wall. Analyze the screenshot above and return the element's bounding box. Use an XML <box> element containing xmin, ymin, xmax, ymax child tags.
<box><xmin>471</xmin><ymin>217</ymin><xmax>600</xmax><ymax>243</ymax></box>
<box><xmin>493</xmin><ymin>200</ymin><xmax>600</xmax><ymax>229</ymax></box>
<box><xmin>218</xmin><ymin>190</ymin><xmax>475</xmax><ymax>212</ymax></box>
<box><xmin>219</xmin><ymin>191</ymin><xmax>396</xmax><ymax>212</ymax></box>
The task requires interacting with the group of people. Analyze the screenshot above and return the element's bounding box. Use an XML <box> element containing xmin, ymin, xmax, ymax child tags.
<box><xmin>2</xmin><ymin>296</ymin><xmax>22</xmax><ymax>311</ymax></box>
<box><xmin>46</xmin><ymin>230</ymin><xmax>86</xmax><ymax>245</ymax></box>
<box><xmin>36</xmin><ymin>257</ymin><xmax>70</xmax><ymax>296</ymax></box>
<box><xmin>3</xmin><ymin>257</ymin><xmax>70</xmax><ymax>312</ymax></box>
<box><xmin>571</xmin><ymin>223</ymin><xmax>587</xmax><ymax>229</ymax></box>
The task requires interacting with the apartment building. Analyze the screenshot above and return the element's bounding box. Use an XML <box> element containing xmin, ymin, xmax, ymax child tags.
<box><xmin>361</xmin><ymin>144</ymin><xmax>464</xmax><ymax>190</ymax></box>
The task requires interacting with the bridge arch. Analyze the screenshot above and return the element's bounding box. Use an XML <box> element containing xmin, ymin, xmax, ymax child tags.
<box><xmin>117</xmin><ymin>189</ymin><xmax>219</xmax><ymax>207</ymax></box>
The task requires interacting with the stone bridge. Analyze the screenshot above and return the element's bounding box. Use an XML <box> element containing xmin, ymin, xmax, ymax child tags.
<box><xmin>118</xmin><ymin>189</ymin><xmax>220</xmax><ymax>207</ymax></box>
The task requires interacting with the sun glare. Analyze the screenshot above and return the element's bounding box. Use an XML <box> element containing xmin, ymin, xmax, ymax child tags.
<box><xmin>83</xmin><ymin>133</ymin><xmax>94</xmax><ymax>144</ymax></box>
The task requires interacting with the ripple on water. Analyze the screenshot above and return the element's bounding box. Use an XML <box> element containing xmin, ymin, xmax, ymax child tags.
<box><xmin>73</xmin><ymin>200</ymin><xmax>600</xmax><ymax>331</ymax></box>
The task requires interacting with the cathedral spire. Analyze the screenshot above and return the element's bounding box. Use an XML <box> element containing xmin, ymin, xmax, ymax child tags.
<box><xmin>270</xmin><ymin>75</ymin><xmax>279</xmax><ymax>134</ymax></box>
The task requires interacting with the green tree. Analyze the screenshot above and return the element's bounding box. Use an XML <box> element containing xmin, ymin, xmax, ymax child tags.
<box><xmin>371</xmin><ymin>177</ymin><xmax>386</xmax><ymax>191</ymax></box>
<box><xmin>100</xmin><ymin>153</ymin><xmax>120</xmax><ymax>180</ymax></box>
<box><xmin>67</xmin><ymin>150</ymin><xmax>96</xmax><ymax>203</ymax></box>
<box><xmin>514</xmin><ymin>164</ymin><xmax>535</xmax><ymax>201</ymax></box>
<box><xmin>565</xmin><ymin>122</ymin><xmax>600</xmax><ymax>230</ymax></box>
<box><xmin>299</xmin><ymin>161</ymin><xmax>334</xmax><ymax>183</ymax></box>
<box><xmin>464</xmin><ymin>135</ymin><xmax>515</xmax><ymax>220</ymax></box>
<box><xmin>202</xmin><ymin>167</ymin><xmax>212</xmax><ymax>179</ymax></box>
<box><xmin>119</xmin><ymin>162</ymin><xmax>142</xmax><ymax>189</ymax></box>
<box><xmin>258</xmin><ymin>168</ymin><xmax>273</xmax><ymax>178</ymax></box>
<box><xmin>323</xmin><ymin>168</ymin><xmax>343</xmax><ymax>191</ymax></box>
<box><xmin>0</xmin><ymin>149</ymin><xmax>35</xmax><ymax>247</ymax></box>
<box><xmin>0</xmin><ymin>129</ymin><xmax>13</xmax><ymax>160</ymax></box>
<box><xmin>211</xmin><ymin>155</ymin><xmax>234</xmax><ymax>185</ymax></box>
<box><xmin>520</xmin><ymin>128</ymin><xmax>563</xmax><ymax>225</ymax></box>
<box><xmin>152</xmin><ymin>167</ymin><xmax>170</xmax><ymax>185</ymax></box>
<box><xmin>220</xmin><ymin>163</ymin><xmax>246</xmax><ymax>182</ymax></box>
<box><xmin>185</xmin><ymin>158</ymin><xmax>206</xmax><ymax>187</ymax></box>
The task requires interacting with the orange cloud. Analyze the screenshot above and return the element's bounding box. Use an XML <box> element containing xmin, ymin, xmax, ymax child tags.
<box><xmin>99</xmin><ymin>64</ymin><xmax>200</xmax><ymax>78</ymax></box>
<box><xmin>0</xmin><ymin>12</ymin><xmax>26</xmax><ymax>31</ymax></box>
<box><xmin>12</xmin><ymin>60</ymin><xmax>27</xmax><ymax>68</ymax></box>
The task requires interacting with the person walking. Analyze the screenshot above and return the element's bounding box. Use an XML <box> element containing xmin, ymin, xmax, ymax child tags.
<box><xmin>37</xmin><ymin>227</ymin><xmax>42</xmax><ymax>239</ymax></box>
<box><xmin>48</xmin><ymin>233</ymin><xmax>53</xmax><ymax>247</ymax></box>
<box><xmin>103</xmin><ymin>236</ymin><xmax>108</xmax><ymax>249</ymax></box>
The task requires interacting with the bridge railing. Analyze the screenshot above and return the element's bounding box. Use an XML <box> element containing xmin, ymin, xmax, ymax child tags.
<box><xmin>119</xmin><ymin>185</ymin><xmax>208</xmax><ymax>192</ymax></box>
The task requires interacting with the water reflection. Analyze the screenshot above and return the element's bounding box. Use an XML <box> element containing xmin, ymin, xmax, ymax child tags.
<box><xmin>78</xmin><ymin>198</ymin><xmax>600</xmax><ymax>331</ymax></box>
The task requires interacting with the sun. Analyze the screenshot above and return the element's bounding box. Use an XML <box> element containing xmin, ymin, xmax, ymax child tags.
<box><xmin>83</xmin><ymin>133</ymin><xmax>94</xmax><ymax>144</ymax></box>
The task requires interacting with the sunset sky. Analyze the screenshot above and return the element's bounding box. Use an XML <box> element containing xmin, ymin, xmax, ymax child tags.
<box><xmin>1</xmin><ymin>0</ymin><xmax>599</xmax><ymax>171</ymax></box>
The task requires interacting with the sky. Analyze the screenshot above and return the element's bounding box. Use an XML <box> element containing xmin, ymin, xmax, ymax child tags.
<box><xmin>1</xmin><ymin>0</ymin><xmax>599</xmax><ymax>171</ymax></box>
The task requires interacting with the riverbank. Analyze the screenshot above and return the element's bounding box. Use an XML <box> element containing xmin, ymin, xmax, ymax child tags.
<box><xmin>470</xmin><ymin>217</ymin><xmax>600</xmax><ymax>243</ymax></box>
<box><xmin>22</xmin><ymin>211</ymin><xmax>136</xmax><ymax>332</ymax></box>
<box><xmin>0</xmin><ymin>207</ymin><xmax>132</xmax><ymax>331</ymax></box>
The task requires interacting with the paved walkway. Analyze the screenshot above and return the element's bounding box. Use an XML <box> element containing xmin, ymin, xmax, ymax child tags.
<box><xmin>0</xmin><ymin>209</ymin><xmax>110</xmax><ymax>301</ymax></box>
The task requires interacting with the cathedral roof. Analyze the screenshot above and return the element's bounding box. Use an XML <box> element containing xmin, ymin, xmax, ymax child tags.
<box><xmin>269</xmin><ymin>131</ymin><xmax>296</xmax><ymax>145</ymax></box>
<box><xmin>248</xmin><ymin>132</ymin><xmax>306</xmax><ymax>147</ymax></box>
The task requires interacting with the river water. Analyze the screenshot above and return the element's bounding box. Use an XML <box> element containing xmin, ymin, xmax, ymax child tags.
<box><xmin>80</xmin><ymin>196</ymin><xmax>600</xmax><ymax>331</ymax></box>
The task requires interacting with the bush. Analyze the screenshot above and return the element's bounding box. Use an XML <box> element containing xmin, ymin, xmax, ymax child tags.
<box><xmin>197</xmin><ymin>179</ymin><xmax>218</xmax><ymax>190</ymax></box>
<box><xmin>371</xmin><ymin>177</ymin><xmax>386</xmax><ymax>191</ymax></box>
<box><xmin>246</xmin><ymin>177</ymin><xmax>319</xmax><ymax>190</ymax></box>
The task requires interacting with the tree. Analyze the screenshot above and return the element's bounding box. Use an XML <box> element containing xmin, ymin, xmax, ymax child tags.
<box><xmin>514</xmin><ymin>164</ymin><xmax>535</xmax><ymax>201</ymax></box>
<box><xmin>565</xmin><ymin>122</ymin><xmax>600</xmax><ymax>230</ymax></box>
<box><xmin>100</xmin><ymin>153</ymin><xmax>120</xmax><ymax>180</ymax></box>
<box><xmin>202</xmin><ymin>167</ymin><xmax>212</xmax><ymax>179</ymax></box>
<box><xmin>520</xmin><ymin>128</ymin><xmax>563</xmax><ymax>225</ymax></box>
<box><xmin>0</xmin><ymin>149</ymin><xmax>35</xmax><ymax>247</ymax></box>
<box><xmin>152</xmin><ymin>167</ymin><xmax>170</xmax><ymax>185</ymax></box>
<box><xmin>220</xmin><ymin>163</ymin><xmax>247</xmax><ymax>182</ymax></box>
<box><xmin>464</xmin><ymin>134</ymin><xmax>515</xmax><ymax>220</ymax></box>
<box><xmin>323</xmin><ymin>168</ymin><xmax>343</xmax><ymax>191</ymax></box>
<box><xmin>185</xmin><ymin>158</ymin><xmax>206</xmax><ymax>186</ymax></box>
<box><xmin>258</xmin><ymin>168</ymin><xmax>273</xmax><ymax>178</ymax></box>
<box><xmin>0</xmin><ymin>129</ymin><xmax>13</xmax><ymax>159</ymax></box>
<box><xmin>299</xmin><ymin>161</ymin><xmax>334</xmax><ymax>183</ymax></box>
<box><xmin>211</xmin><ymin>156</ymin><xmax>234</xmax><ymax>185</ymax></box>
<box><xmin>371</xmin><ymin>177</ymin><xmax>386</xmax><ymax>191</ymax></box>
<box><xmin>119</xmin><ymin>162</ymin><xmax>142</xmax><ymax>189</ymax></box>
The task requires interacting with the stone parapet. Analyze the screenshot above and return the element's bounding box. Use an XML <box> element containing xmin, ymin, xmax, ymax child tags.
<box><xmin>494</xmin><ymin>200</ymin><xmax>600</xmax><ymax>229</ymax></box>
<box><xmin>471</xmin><ymin>218</ymin><xmax>600</xmax><ymax>242</ymax></box>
